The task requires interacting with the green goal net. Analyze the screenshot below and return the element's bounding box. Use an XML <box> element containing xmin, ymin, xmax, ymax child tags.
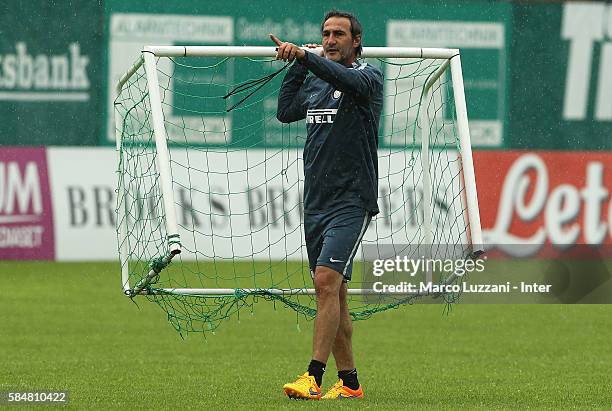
<box><xmin>114</xmin><ymin>46</ymin><xmax>482</xmax><ymax>335</ymax></box>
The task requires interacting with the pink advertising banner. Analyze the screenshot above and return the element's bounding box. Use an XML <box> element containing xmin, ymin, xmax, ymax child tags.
<box><xmin>0</xmin><ymin>147</ymin><xmax>55</xmax><ymax>260</ymax></box>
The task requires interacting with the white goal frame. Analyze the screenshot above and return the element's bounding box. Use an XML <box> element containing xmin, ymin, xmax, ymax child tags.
<box><xmin>115</xmin><ymin>45</ymin><xmax>484</xmax><ymax>297</ymax></box>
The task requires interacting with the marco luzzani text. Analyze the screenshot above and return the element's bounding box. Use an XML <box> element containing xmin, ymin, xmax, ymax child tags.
<box><xmin>370</xmin><ymin>256</ymin><xmax>552</xmax><ymax>294</ymax></box>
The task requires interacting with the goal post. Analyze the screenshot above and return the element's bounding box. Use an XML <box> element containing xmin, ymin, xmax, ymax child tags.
<box><xmin>114</xmin><ymin>45</ymin><xmax>483</xmax><ymax>332</ymax></box>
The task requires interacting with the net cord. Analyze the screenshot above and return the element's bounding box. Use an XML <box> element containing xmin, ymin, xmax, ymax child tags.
<box><xmin>113</xmin><ymin>47</ymin><xmax>482</xmax><ymax>334</ymax></box>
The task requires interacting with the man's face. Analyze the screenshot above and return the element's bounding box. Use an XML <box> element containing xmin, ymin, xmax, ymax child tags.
<box><xmin>322</xmin><ymin>16</ymin><xmax>360</xmax><ymax>65</ymax></box>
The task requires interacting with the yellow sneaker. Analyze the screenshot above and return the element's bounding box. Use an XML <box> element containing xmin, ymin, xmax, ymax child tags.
<box><xmin>283</xmin><ymin>373</ymin><xmax>322</xmax><ymax>399</ymax></box>
<box><xmin>322</xmin><ymin>379</ymin><xmax>364</xmax><ymax>399</ymax></box>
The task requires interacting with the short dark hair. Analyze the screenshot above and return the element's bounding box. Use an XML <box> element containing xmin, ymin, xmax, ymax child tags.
<box><xmin>321</xmin><ymin>10</ymin><xmax>363</xmax><ymax>57</ymax></box>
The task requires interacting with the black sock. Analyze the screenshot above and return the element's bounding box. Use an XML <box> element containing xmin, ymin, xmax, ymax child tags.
<box><xmin>307</xmin><ymin>360</ymin><xmax>326</xmax><ymax>387</ymax></box>
<box><xmin>338</xmin><ymin>368</ymin><xmax>359</xmax><ymax>390</ymax></box>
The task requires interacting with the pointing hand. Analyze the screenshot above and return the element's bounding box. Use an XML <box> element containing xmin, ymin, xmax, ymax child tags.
<box><xmin>270</xmin><ymin>34</ymin><xmax>306</xmax><ymax>62</ymax></box>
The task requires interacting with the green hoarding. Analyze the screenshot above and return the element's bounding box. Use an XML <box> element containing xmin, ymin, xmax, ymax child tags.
<box><xmin>509</xmin><ymin>2</ymin><xmax>612</xmax><ymax>150</ymax></box>
<box><xmin>0</xmin><ymin>0</ymin><xmax>103</xmax><ymax>146</ymax></box>
<box><xmin>3</xmin><ymin>1</ymin><xmax>606</xmax><ymax>151</ymax></box>
<box><xmin>105</xmin><ymin>0</ymin><xmax>511</xmax><ymax>149</ymax></box>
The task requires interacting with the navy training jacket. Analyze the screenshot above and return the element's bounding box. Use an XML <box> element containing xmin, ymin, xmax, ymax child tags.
<box><xmin>276</xmin><ymin>51</ymin><xmax>383</xmax><ymax>215</ymax></box>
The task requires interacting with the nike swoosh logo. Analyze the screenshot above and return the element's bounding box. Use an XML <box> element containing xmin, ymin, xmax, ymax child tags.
<box><xmin>309</xmin><ymin>388</ymin><xmax>320</xmax><ymax>396</ymax></box>
<box><xmin>338</xmin><ymin>394</ymin><xmax>358</xmax><ymax>398</ymax></box>
<box><xmin>329</xmin><ymin>258</ymin><xmax>344</xmax><ymax>263</ymax></box>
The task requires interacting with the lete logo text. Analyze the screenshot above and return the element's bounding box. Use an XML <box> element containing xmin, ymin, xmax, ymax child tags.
<box><xmin>476</xmin><ymin>151</ymin><xmax>612</xmax><ymax>256</ymax></box>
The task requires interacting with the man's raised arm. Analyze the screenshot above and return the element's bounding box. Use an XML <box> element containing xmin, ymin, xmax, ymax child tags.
<box><xmin>269</xmin><ymin>34</ymin><xmax>382</xmax><ymax>102</ymax></box>
<box><xmin>272</xmin><ymin>34</ymin><xmax>308</xmax><ymax>123</ymax></box>
<box><xmin>300</xmin><ymin>51</ymin><xmax>382</xmax><ymax>101</ymax></box>
<box><xmin>276</xmin><ymin>62</ymin><xmax>308</xmax><ymax>123</ymax></box>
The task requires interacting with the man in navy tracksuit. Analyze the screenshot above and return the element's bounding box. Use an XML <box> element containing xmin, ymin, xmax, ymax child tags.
<box><xmin>271</xmin><ymin>10</ymin><xmax>383</xmax><ymax>400</ymax></box>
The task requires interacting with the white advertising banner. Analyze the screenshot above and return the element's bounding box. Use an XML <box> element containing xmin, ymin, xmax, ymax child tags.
<box><xmin>47</xmin><ymin>148</ymin><xmax>119</xmax><ymax>261</ymax></box>
<box><xmin>119</xmin><ymin>147</ymin><xmax>464</xmax><ymax>263</ymax></box>
<box><xmin>47</xmin><ymin>147</ymin><xmax>464</xmax><ymax>261</ymax></box>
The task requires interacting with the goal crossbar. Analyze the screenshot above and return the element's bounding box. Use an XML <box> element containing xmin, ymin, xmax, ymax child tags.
<box><xmin>116</xmin><ymin>46</ymin><xmax>459</xmax><ymax>93</ymax></box>
<box><xmin>143</xmin><ymin>45</ymin><xmax>459</xmax><ymax>59</ymax></box>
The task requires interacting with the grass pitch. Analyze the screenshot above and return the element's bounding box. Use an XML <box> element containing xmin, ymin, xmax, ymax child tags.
<box><xmin>1</xmin><ymin>261</ymin><xmax>612</xmax><ymax>410</ymax></box>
